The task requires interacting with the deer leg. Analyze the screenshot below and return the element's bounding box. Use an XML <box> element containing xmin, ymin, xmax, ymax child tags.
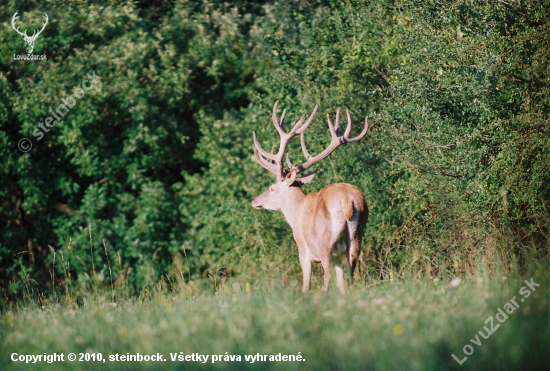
<box><xmin>334</xmin><ymin>255</ymin><xmax>347</xmax><ymax>294</ymax></box>
<box><xmin>298</xmin><ymin>251</ymin><xmax>312</xmax><ymax>293</ymax></box>
<box><xmin>347</xmin><ymin>211</ymin><xmax>365</xmax><ymax>286</ymax></box>
<box><xmin>347</xmin><ymin>238</ymin><xmax>361</xmax><ymax>285</ymax></box>
<box><xmin>320</xmin><ymin>255</ymin><xmax>332</xmax><ymax>292</ymax></box>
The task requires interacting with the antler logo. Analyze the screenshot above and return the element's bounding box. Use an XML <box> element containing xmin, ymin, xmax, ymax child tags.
<box><xmin>11</xmin><ymin>11</ymin><xmax>49</xmax><ymax>54</ymax></box>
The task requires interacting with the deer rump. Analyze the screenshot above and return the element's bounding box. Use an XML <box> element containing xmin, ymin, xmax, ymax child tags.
<box><xmin>293</xmin><ymin>183</ymin><xmax>368</xmax><ymax>273</ymax></box>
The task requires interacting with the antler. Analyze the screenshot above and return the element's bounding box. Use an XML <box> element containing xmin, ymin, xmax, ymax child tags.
<box><xmin>296</xmin><ymin>109</ymin><xmax>369</xmax><ymax>173</ymax></box>
<box><xmin>11</xmin><ymin>12</ymin><xmax>48</xmax><ymax>40</ymax></box>
<box><xmin>253</xmin><ymin>102</ymin><xmax>369</xmax><ymax>180</ymax></box>
<box><xmin>11</xmin><ymin>11</ymin><xmax>27</xmax><ymax>38</ymax></box>
<box><xmin>30</xmin><ymin>13</ymin><xmax>48</xmax><ymax>40</ymax></box>
<box><xmin>253</xmin><ymin>101</ymin><xmax>318</xmax><ymax>181</ymax></box>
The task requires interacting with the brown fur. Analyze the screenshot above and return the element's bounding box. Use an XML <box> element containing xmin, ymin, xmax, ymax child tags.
<box><xmin>292</xmin><ymin>183</ymin><xmax>368</xmax><ymax>293</ymax></box>
<box><xmin>251</xmin><ymin>101</ymin><xmax>371</xmax><ymax>292</ymax></box>
<box><xmin>251</xmin><ymin>169</ymin><xmax>368</xmax><ymax>294</ymax></box>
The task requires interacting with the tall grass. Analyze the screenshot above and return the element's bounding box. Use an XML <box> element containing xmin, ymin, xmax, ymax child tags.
<box><xmin>1</xmin><ymin>263</ymin><xmax>548</xmax><ymax>371</ymax></box>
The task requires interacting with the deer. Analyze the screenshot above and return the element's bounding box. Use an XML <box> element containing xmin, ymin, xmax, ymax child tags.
<box><xmin>251</xmin><ymin>101</ymin><xmax>369</xmax><ymax>293</ymax></box>
<box><xmin>11</xmin><ymin>11</ymin><xmax>49</xmax><ymax>54</ymax></box>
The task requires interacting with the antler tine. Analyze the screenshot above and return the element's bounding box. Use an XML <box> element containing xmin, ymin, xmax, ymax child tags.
<box><xmin>279</xmin><ymin>109</ymin><xmax>286</xmax><ymax>132</ymax></box>
<box><xmin>273</xmin><ymin>112</ymin><xmax>309</xmax><ymax>177</ymax></box>
<box><xmin>296</xmin><ymin>104</ymin><xmax>318</xmax><ymax>134</ymax></box>
<box><xmin>343</xmin><ymin>110</ymin><xmax>369</xmax><ymax>142</ymax></box>
<box><xmin>293</xmin><ymin>108</ymin><xmax>369</xmax><ymax>174</ymax></box>
<box><xmin>286</xmin><ymin>153</ymin><xmax>294</xmax><ymax>170</ymax></box>
<box><xmin>300</xmin><ymin>132</ymin><xmax>311</xmax><ymax>160</ymax></box>
<box><xmin>295</xmin><ymin>104</ymin><xmax>317</xmax><ymax>163</ymax></box>
<box><xmin>335</xmin><ymin>109</ymin><xmax>341</xmax><ymax>136</ymax></box>
<box><xmin>326</xmin><ymin>111</ymin><xmax>338</xmax><ymax>139</ymax></box>
<box><xmin>343</xmin><ymin>109</ymin><xmax>352</xmax><ymax>138</ymax></box>
<box><xmin>253</xmin><ymin>131</ymin><xmax>277</xmax><ymax>160</ymax></box>
<box><xmin>271</xmin><ymin>101</ymin><xmax>286</xmax><ymax>135</ymax></box>
<box><xmin>11</xmin><ymin>11</ymin><xmax>26</xmax><ymax>37</ymax></box>
<box><xmin>271</xmin><ymin>101</ymin><xmax>279</xmax><ymax>129</ymax></box>
<box><xmin>11</xmin><ymin>11</ymin><xmax>18</xmax><ymax>26</ymax></box>
<box><xmin>253</xmin><ymin>146</ymin><xmax>279</xmax><ymax>176</ymax></box>
<box><xmin>36</xmin><ymin>13</ymin><xmax>49</xmax><ymax>35</ymax></box>
<box><xmin>288</xmin><ymin>113</ymin><xmax>306</xmax><ymax>136</ymax></box>
<box><xmin>253</xmin><ymin>102</ymin><xmax>323</xmax><ymax>181</ymax></box>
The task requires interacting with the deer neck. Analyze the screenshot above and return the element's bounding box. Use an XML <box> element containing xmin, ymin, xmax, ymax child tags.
<box><xmin>279</xmin><ymin>186</ymin><xmax>306</xmax><ymax>228</ymax></box>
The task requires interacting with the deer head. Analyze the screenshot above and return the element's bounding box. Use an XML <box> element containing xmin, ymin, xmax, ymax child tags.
<box><xmin>11</xmin><ymin>11</ymin><xmax>49</xmax><ymax>54</ymax></box>
<box><xmin>251</xmin><ymin>101</ymin><xmax>369</xmax><ymax>211</ymax></box>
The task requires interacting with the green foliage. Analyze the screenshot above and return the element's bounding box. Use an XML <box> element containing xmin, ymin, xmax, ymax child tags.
<box><xmin>0</xmin><ymin>0</ymin><xmax>266</xmax><ymax>294</ymax></box>
<box><xmin>376</xmin><ymin>0</ymin><xmax>550</xmax><ymax>274</ymax></box>
<box><xmin>0</xmin><ymin>0</ymin><xmax>548</xmax><ymax>298</ymax></box>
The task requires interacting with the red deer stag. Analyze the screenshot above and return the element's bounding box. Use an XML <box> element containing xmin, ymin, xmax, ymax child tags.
<box><xmin>251</xmin><ymin>101</ymin><xmax>369</xmax><ymax>293</ymax></box>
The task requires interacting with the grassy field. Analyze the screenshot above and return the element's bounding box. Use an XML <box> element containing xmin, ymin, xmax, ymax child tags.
<box><xmin>1</xmin><ymin>266</ymin><xmax>548</xmax><ymax>371</ymax></box>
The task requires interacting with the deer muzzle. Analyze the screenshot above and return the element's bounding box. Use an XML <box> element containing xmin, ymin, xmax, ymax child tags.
<box><xmin>251</xmin><ymin>199</ymin><xmax>263</xmax><ymax>210</ymax></box>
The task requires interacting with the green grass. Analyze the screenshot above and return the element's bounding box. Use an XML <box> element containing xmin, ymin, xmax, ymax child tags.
<box><xmin>1</xmin><ymin>268</ymin><xmax>548</xmax><ymax>371</ymax></box>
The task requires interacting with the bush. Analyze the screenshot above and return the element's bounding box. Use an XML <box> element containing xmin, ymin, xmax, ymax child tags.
<box><xmin>1</xmin><ymin>0</ymin><xmax>547</xmax><ymax>300</ymax></box>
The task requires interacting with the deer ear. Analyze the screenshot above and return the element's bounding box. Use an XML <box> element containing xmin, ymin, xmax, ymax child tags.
<box><xmin>297</xmin><ymin>171</ymin><xmax>317</xmax><ymax>185</ymax></box>
<box><xmin>284</xmin><ymin>170</ymin><xmax>297</xmax><ymax>186</ymax></box>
